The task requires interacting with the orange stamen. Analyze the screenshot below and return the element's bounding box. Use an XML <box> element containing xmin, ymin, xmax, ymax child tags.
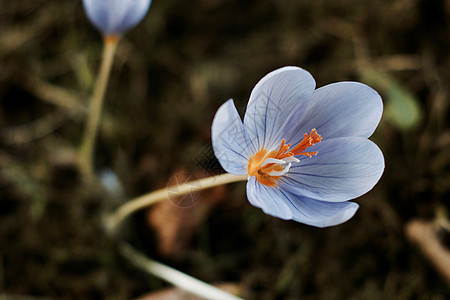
<box><xmin>247</xmin><ymin>129</ymin><xmax>322</xmax><ymax>187</ymax></box>
<box><xmin>289</xmin><ymin>128</ymin><xmax>322</xmax><ymax>158</ymax></box>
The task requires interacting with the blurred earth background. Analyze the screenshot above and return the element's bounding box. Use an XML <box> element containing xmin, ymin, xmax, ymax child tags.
<box><xmin>1</xmin><ymin>0</ymin><xmax>450</xmax><ymax>299</ymax></box>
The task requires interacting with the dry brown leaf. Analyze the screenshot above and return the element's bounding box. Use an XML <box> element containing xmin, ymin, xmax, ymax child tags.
<box><xmin>406</xmin><ymin>220</ymin><xmax>450</xmax><ymax>285</ymax></box>
<box><xmin>146</xmin><ymin>169</ymin><xmax>228</xmax><ymax>257</ymax></box>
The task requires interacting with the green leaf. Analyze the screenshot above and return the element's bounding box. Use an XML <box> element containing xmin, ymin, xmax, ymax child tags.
<box><xmin>362</xmin><ymin>70</ymin><xmax>421</xmax><ymax>130</ymax></box>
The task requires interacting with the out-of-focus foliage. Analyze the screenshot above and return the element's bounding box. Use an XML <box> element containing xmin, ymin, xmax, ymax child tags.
<box><xmin>1</xmin><ymin>0</ymin><xmax>450</xmax><ymax>299</ymax></box>
<box><xmin>363</xmin><ymin>70</ymin><xmax>421</xmax><ymax>130</ymax></box>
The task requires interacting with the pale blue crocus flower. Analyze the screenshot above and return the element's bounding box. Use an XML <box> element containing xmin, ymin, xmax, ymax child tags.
<box><xmin>212</xmin><ymin>66</ymin><xmax>385</xmax><ymax>227</ymax></box>
<box><xmin>82</xmin><ymin>0</ymin><xmax>152</xmax><ymax>36</ymax></box>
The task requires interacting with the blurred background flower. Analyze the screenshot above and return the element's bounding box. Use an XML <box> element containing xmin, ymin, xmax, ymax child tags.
<box><xmin>82</xmin><ymin>0</ymin><xmax>152</xmax><ymax>36</ymax></box>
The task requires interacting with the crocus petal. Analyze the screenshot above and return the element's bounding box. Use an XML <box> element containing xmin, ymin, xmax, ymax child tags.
<box><xmin>287</xmin><ymin>82</ymin><xmax>383</xmax><ymax>143</ymax></box>
<box><xmin>246</xmin><ymin>177</ymin><xmax>292</xmax><ymax>220</ymax></box>
<box><xmin>243</xmin><ymin>67</ymin><xmax>316</xmax><ymax>154</ymax></box>
<box><xmin>278</xmin><ymin>191</ymin><xmax>359</xmax><ymax>227</ymax></box>
<box><xmin>212</xmin><ymin>99</ymin><xmax>250</xmax><ymax>175</ymax></box>
<box><xmin>83</xmin><ymin>0</ymin><xmax>151</xmax><ymax>35</ymax></box>
<box><xmin>247</xmin><ymin>177</ymin><xmax>359</xmax><ymax>227</ymax></box>
<box><xmin>280</xmin><ymin>137</ymin><xmax>384</xmax><ymax>202</ymax></box>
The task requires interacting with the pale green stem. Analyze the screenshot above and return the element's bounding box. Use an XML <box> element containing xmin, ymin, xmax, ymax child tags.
<box><xmin>79</xmin><ymin>35</ymin><xmax>119</xmax><ymax>180</ymax></box>
<box><xmin>120</xmin><ymin>242</ymin><xmax>244</xmax><ymax>300</ymax></box>
<box><xmin>105</xmin><ymin>173</ymin><xmax>248</xmax><ymax>234</ymax></box>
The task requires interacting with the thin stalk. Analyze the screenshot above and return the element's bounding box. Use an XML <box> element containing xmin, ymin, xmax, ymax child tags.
<box><xmin>120</xmin><ymin>242</ymin><xmax>244</xmax><ymax>300</ymax></box>
<box><xmin>105</xmin><ymin>173</ymin><xmax>248</xmax><ymax>233</ymax></box>
<box><xmin>79</xmin><ymin>35</ymin><xmax>119</xmax><ymax>180</ymax></box>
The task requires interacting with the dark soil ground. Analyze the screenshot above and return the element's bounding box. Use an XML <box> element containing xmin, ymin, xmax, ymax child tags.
<box><xmin>1</xmin><ymin>0</ymin><xmax>450</xmax><ymax>299</ymax></box>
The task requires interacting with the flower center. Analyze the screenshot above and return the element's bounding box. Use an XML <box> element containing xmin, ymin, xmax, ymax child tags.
<box><xmin>247</xmin><ymin>129</ymin><xmax>322</xmax><ymax>187</ymax></box>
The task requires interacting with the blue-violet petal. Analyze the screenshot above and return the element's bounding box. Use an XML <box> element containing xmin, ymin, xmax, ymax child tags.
<box><xmin>280</xmin><ymin>137</ymin><xmax>384</xmax><ymax>202</ymax></box>
<box><xmin>243</xmin><ymin>66</ymin><xmax>316</xmax><ymax>153</ymax></box>
<box><xmin>212</xmin><ymin>99</ymin><xmax>250</xmax><ymax>175</ymax></box>
<box><xmin>287</xmin><ymin>82</ymin><xmax>383</xmax><ymax>142</ymax></box>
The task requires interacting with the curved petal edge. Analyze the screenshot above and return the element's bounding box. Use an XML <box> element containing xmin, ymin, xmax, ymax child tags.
<box><xmin>212</xmin><ymin>99</ymin><xmax>249</xmax><ymax>175</ymax></box>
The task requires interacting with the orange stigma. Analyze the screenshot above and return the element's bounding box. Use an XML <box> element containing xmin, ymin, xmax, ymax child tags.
<box><xmin>247</xmin><ymin>129</ymin><xmax>322</xmax><ymax>187</ymax></box>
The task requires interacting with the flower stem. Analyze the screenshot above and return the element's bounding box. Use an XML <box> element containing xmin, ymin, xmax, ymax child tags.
<box><xmin>79</xmin><ymin>35</ymin><xmax>119</xmax><ymax>180</ymax></box>
<box><xmin>105</xmin><ymin>173</ymin><xmax>248</xmax><ymax>233</ymax></box>
<box><xmin>120</xmin><ymin>242</ymin><xmax>244</xmax><ymax>300</ymax></box>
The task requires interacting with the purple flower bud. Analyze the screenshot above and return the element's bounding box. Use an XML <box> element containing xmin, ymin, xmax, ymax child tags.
<box><xmin>82</xmin><ymin>0</ymin><xmax>152</xmax><ymax>36</ymax></box>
